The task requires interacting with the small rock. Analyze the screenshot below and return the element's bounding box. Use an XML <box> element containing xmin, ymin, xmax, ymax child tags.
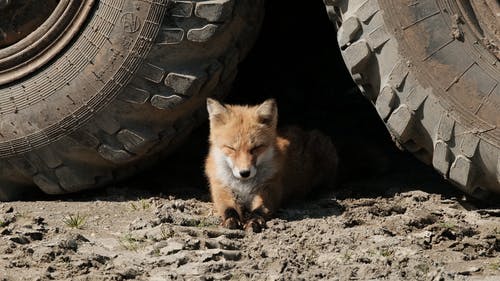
<box><xmin>217</xmin><ymin>237</ymin><xmax>240</xmax><ymax>251</ymax></box>
<box><xmin>356</xmin><ymin>257</ymin><xmax>372</xmax><ymax>264</ymax></box>
<box><xmin>270</xmin><ymin>220</ymin><xmax>287</xmax><ymax>231</ymax></box>
<box><xmin>368</xmin><ymin>205</ymin><xmax>406</xmax><ymax>217</ymax></box>
<box><xmin>379</xmin><ymin>227</ymin><xmax>395</xmax><ymax>237</ymax></box>
<box><xmin>476</xmin><ymin>209</ymin><xmax>500</xmax><ymax>217</ymax></box>
<box><xmin>33</xmin><ymin>216</ymin><xmax>45</xmax><ymax>225</ymax></box>
<box><xmin>89</xmin><ymin>253</ymin><xmax>110</xmax><ymax>265</ymax></box>
<box><xmin>453</xmin><ymin>242</ymin><xmax>465</xmax><ymax>251</ymax></box>
<box><xmin>10</xmin><ymin>260</ymin><xmax>30</xmax><ymax>268</ymax></box>
<box><xmin>437</xmin><ymin>228</ymin><xmax>457</xmax><ymax>241</ymax></box>
<box><xmin>260</xmin><ymin>249</ymin><xmax>268</xmax><ymax>258</ymax></box>
<box><xmin>391</xmin><ymin>205</ymin><xmax>407</xmax><ymax>214</ymax></box>
<box><xmin>59</xmin><ymin>239</ymin><xmax>78</xmax><ymax>251</ymax></box>
<box><xmin>184</xmin><ymin>238</ymin><xmax>200</xmax><ymax>250</ymax></box>
<box><xmin>149</xmin><ymin>218</ymin><xmax>162</xmax><ymax>228</ymax></box>
<box><xmin>117</xmin><ymin>266</ymin><xmax>142</xmax><ymax>279</ymax></box>
<box><xmin>23</xmin><ymin>231</ymin><xmax>44</xmax><ymax>241</ymax></box>
<box><xmin>458</xmin><ymin>227</ymin><xmax>478</xmax><ymax>237</ymax></box>
<box><xmin>150</xmin><ymin>240</ymin><xmax>169</xmax><ymax>254</ymax></box>
<box><xmin>198</xmin><ymin>249</ymin><xmax>241</xmax><ymax>262</ymax></box>
<box><xmin>3</xmin><ymin>247</ymin><xmax>13</xmax><ymax>254</ymax></box>
<box><xmin>9</xmin><ymin>235</ymin><xmax>30</xmax><ymax>245</ymax></box>
<box><xmin>58</xmin><ymin>233</ymin><xmax>89</xmax><ymax>251</ymax></box>
<box><xmin>152</xmin><ymin>252</ymin><xmax>188</xmax><ymax>267</ymax></box>
<box><xmin>413</xmin><ymin>231</ymin><xmax>434</xmax><ymax>249</ymax></box>
<box><xmin>21</xmin><ymin>224</ymin><xmax>32</xmax><ymax>230</ymax></box>
<box><xmin>32</xmin><ymin>225</ymin><xmax>46</xmax><ymax>232</ymax></box>
<box><xmin>199</xmin><ymin>249</ymin><xmax>221</xmax><ymax>262</ymax></box>
<box><xmin>46</xmin><ymin>265</ymin><xmax>55</xmax><ymax>272</ymax></box>
<box><xmin>5</xmin><ymin>207</ymin><xmax>14</xmax><ymax>213</ymax></box>
<box><xmin>75</xmin><ymin>259</ymin><xmax>93</xmax><ymax>270</ymax></box>
<box><xmin>457</xmin><ymin>266</ymin><xmax>481</xmax><ymax>275</ymax></box>
<box><xmin>23</xmin><ymin>247</ymin><xmax>34</xmax><ymax>255</ymax></box>
<box><xmin>409</xmin><ymin>191</ymin><xmax>430</xmax><ymax>202</ymax></box>
<box><xmin>173</xmin><ymin>201</ymin><xmax>185</xmax><ymax>212</ymax></box>
<box><xmin>408</xmin><ymin>212</ymin><xmax>437</xmax><ymax>229</ymax></box>
<box><xmin>342</xmin><ymin>218</ymin><xmax>363</xmax><ymax>228</ymax></box>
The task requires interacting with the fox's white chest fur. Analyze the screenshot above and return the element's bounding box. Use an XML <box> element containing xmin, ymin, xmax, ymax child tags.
<box><xmin>212</xmin><ymin>147</ymin><xmax>277</xmax><ymax>206</ymax></box>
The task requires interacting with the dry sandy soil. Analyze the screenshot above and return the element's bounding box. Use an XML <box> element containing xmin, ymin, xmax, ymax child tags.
<box><xmin>0</xmin><ymin>136</ymin><xmax>499</xmax><ymax>281</ymax></box>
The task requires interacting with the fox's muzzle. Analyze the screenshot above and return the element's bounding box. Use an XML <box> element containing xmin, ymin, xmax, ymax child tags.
<box><xmin>231</xmin><ymin>165</ymin><xmax>257</xmax><ymax>180</ymax></box>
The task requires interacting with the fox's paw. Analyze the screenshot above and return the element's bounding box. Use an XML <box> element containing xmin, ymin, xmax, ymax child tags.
<box><xmin>222</xmin><ymin>217</ymin><xmax>242</xmax><ymax>229</ymax></box>
<box><xmin>222</xmin><ymin>208</ymin><xmax>242</xmax><ymax>229</ymax></box>
<box><xmin>244</xmin><ymin>216</ymin><xmax>266</xmax><ymax>233</ymax></box>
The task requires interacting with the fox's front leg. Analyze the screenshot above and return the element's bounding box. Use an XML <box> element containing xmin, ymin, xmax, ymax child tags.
<box><xmin>210</xmin><ymin>182</ymin><xmax>242</xmax><ymax>229</ymax></box>
<box><xmin>245</xmin><ymin>188</ymin><xmax>282</xmax><ymax>233</ymax></box>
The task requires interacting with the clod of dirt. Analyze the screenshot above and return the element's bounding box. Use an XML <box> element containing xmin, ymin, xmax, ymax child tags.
<box><xmin>116</xmin><ymin>266</ymin><xmax>142</xmax><ymax>280</ymax></box>
<box><xmin>9</xmin><ymin>235</ymin><xmax>30</xmax><ymax>245</ymax></box>
<box><xmin>129</xmin><ymin>218</ymin><xmax>149</xmax><ymax>231</ymax></box>
<box><xmin>407</xmin><ymin>211</ymin><xmax>438</xmax><ymax>229</ymax></box>
<box><xmin>57</xmin><ymin>234</ymin><xmax>89</xmax><ymax>251</ymax></box>
<box><xmin>368</xmin><ymin>204</ymin><xmax>407</xmax><ymax>217</ymax></box>
<box><xmin>342</xmin><ymin>217</ymin><xmax>364</xmax><ymax>228</ymax></box>
<box><xmin>21</xmin><ymin>231</ymin><xmax>44</xmax><ymax>241</ymax></box>
<box><xmin>32</xmin><ymin>246</ymin><xmax>56</xmax><ymax>263</ymax></box>
<box><xmin>407</xmin><ymin>191</ymin><xmax>431</xmax><ymax>202</ymax></box>
<box><xmin>458</xmin><ymin>266</ymin><xmax>481</xmax><ymax>275</ymax></box>
<box><xmin>159</xmin><ymin>239</ymin><xmax>185</xmax><ymax>255</ymax></box>
<box><xmin>0</xmin><ymin>214</ymin><xmax>16</xmax><ymax>227</ymax></box>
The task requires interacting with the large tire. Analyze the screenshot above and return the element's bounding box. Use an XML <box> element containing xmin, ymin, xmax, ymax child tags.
<box><xmin>0</xmin><ymin>0</ymin><xmax>264</xmax><ymax>200</ymax></box>
<box><xmin>324</xmin><ymin>0</ymin><xmax>500</xmax><ymax>199</ymax></box>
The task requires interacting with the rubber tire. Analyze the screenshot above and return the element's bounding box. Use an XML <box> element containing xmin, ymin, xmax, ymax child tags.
<box><xmin>324</xmin><ymin>0</ymin><xmax>500</xmax><ymax>200</ymax></box>
<box><xmin>0</xmin><ymin>0</ymin><xmax>265</xmax><ymax>201</ymax></box>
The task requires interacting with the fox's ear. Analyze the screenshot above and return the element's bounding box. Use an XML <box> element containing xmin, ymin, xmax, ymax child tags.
<box><xmin>207</xmin><ymin>98</ymin><xmax>228</xmax><ymax>124</ymax></box>
<box><xmin>256</xmin><ymin>99</ymin><xmax>277</xmax><ymax>126</ymax></box>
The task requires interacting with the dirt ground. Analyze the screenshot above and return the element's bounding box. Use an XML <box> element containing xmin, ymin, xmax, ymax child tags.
<box><xmin>1</xmin><ymin>1</ymin><xmax>499</xmax><ymax>280</ymax></box>
<box><xmin>0</xmin><ymin>143</ymin><xmax>499</xmax><ymax>281</ymax></box>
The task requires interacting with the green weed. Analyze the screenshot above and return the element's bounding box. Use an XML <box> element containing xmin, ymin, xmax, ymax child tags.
<box><xmin>439</xmin><ymin>221</ymin><xmax>456</xmax><ymax>230</ymax></box>
<box><xmin>379</xmin><ymin>248</ymin><xmax>393</xmax><ymax>257</ymax></box>
<box><xmin>63</xmin><ymin>213</ymin><xmax>86</xmax><ymax>229</ymax></box>
<box><xmin>415</xmin><ymin>263</ymin><xmax>430</xmax><ymax>274</ymax></box>
<box><xmin>160</xmin><ymin>225</ymin><xmax>174</xmax><ymax>240</ymax></box>
<box><xmin>120</xmin><ymin>233</ymin><xmax>144</xmax><ymax>251</ymax></box>
<box><xmin>488</xmin><ymin>261</ymin><xmax>500</xmax><ymax>271</ymax></box>
<box><xmin>130</xmin><ymin>199</ymin><xmax>151</xmax><ymax>211</ymax></box>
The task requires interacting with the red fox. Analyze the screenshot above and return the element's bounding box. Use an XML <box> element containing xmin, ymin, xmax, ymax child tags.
<box><xmin>205</xmin><ymin>98</ymin><xmax>338</xmax><ymax>232</ymax></box>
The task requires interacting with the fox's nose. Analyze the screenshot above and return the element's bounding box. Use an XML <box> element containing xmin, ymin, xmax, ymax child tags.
<box><xmin>239</xmin><ymin>170</ymin><xmax>251</xmax><ymax>178</ymax></box>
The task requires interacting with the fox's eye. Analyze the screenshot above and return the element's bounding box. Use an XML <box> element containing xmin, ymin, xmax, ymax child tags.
<box><xmin>224</xmin><ymin>145</ymin><xmax>235</xmax><ymax>151</ymax></box>
<box><xmin>250</xmin><ymin>145</ymin><xmax>264</xmax><ymax>154</ymax></box>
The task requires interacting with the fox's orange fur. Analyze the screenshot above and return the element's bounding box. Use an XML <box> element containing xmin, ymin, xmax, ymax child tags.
<box><xmin>205</xmin><ymin>98</ymin><xmax>338</xmax><ymax>232</ymax></box>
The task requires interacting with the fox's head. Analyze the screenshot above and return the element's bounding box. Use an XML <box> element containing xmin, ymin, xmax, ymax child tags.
<box><xmin>207</xmin><ymin>98</ymin><xmax>278</xmax><ymax>181</ymax></box>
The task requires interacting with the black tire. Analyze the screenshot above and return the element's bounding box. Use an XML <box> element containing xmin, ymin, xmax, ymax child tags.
<box><xmin>324</xmin><ymin>0</ymin><xmax>500</xmax><ymax>199</ymax></box>
<box><xmin>0</xmin><ymin>0</ymin><xmax>264</xmax><ymax>200</ymax></box>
